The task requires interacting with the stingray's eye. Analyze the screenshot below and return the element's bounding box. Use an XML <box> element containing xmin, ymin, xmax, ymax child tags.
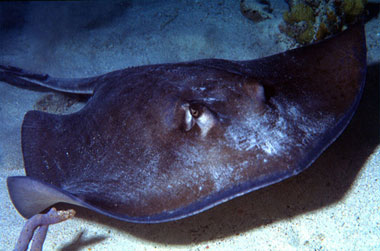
<box><xmin>189</xmin><ymin>104</ymin><xmax>202</xmax><ymax>118</ymax></box>
<box><xmin>190</xmin><ymin>107</ymin><xmax>199</xmax><ymax>117</ymax></box>
<box><xmin>181</xmin><ymin>102</ymin><xmax>217</xmax><ymax>138</ymax></box>
<box><xmin>181</xmin><ymin>103</ymin><xmax>195</xmax><ymax>131</ymax></box>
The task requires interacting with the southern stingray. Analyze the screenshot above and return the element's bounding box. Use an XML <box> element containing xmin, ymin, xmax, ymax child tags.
<box><xmin>2</xmin><ymin>22</ymin><xmax>366</xmax><ymax>229</ymax></box>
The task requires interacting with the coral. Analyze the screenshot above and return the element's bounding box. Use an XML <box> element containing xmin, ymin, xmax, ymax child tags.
<box><xmin>283</xmin><ymin>3</ymin><xmax>314</xmax><ymax>23</ymax></box>
<box><xmin>14</xmin><ymin>207</ymin><xmax>76</xmax><ymax>251</ymax></box>
<box><xmin>280</xmin><ymin>0</ymin><xmax>367</xmax><ymax>44</ymax></box>
<box><xmin>343</xmin><ymin>0</ymin><xmax>367</xmax><ymax>22</ymax></box>
<box><xmin>282</xmin><ymin>3</ymin><xmax>315</xmax><ymax>44</ymax></box>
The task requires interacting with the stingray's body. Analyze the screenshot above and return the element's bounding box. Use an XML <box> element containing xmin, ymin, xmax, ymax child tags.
<box><xmin>3</xmin><ymin>23</ymin><xmax>366</xmax><ymax>223</ymax></box>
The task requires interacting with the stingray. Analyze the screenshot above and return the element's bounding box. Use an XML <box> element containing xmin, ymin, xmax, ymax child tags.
<box><xmin>2</xmin><ymin>22</ymin><xmax>366</xmax><ymax>226</ymax></box>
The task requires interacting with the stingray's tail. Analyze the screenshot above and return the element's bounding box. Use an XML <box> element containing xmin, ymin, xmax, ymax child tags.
<box><xmin>0</xmin><ymin>64</ymin><xmax>96</xmax><ymax>94</ymax></box>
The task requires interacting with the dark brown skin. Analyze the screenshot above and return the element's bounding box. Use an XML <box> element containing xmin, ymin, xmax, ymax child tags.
<box><xmin>4</xmin><ymin>22</ymin><xmax>366</xmax><ymax>223</ymax></box>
